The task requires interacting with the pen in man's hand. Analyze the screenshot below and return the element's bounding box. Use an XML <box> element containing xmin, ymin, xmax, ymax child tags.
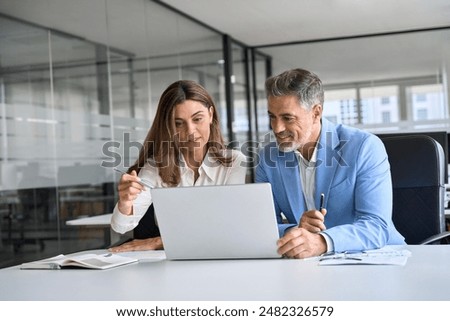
<box><xmin>319</xmin><ymin>193</ymin><xmax>325</xmax><ymax>212</ymax></box>
<box><xmin>113</xmin><ymin>168</ymin><xmax>154</xmax><ymax>189</ymax></box>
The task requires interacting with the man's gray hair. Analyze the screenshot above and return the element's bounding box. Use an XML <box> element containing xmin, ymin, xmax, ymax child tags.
<box><xmin>265</xmin><ymin>68</ymin><xmax>324</xmax><ymax>110</ymax></box>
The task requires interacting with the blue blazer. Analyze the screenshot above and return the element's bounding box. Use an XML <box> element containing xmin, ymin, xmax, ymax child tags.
<box><xmin>256</xmin><ymin>118</ymin><xmax>405</xmax><ymax>252</ymax></box>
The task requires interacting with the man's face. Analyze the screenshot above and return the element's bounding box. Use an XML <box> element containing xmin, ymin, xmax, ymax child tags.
<box><xmin>268</xmin><ymin>95</ymin><xmax>322</xmax><ymax>153</ymax></box>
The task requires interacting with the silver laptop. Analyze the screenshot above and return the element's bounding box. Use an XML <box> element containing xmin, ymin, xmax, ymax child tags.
<box><xmin>151</xmin><ymin>183</ymin><xmax>281</xmax><ymax>260</ymax></box>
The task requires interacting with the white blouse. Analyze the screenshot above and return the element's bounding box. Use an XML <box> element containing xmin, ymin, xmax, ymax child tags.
<box><xmin>111</xmin><ymin>149</ymin><xmax>247</xmax><ymax>234</ymax></box>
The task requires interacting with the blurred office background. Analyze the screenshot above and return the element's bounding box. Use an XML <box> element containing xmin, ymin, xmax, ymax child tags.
<box><xmin>0</xmin><ymin>0</ymin><xmax>449</xmax><ymax>267</ymax></box>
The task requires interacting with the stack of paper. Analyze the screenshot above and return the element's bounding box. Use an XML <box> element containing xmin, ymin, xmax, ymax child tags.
<box><xmin>318</xmin><ymin>246</ymin><xmax>412</xmax><ymax>266</ymax></box>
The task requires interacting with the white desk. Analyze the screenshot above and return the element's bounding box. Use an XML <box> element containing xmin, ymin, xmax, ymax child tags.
<box><xmin>66</xmin><ymin>213</ymin><xmax>112</xmax><ymax>227</ymax></box>
<box><xmin>66</xmin><ymin>213</ymin><xmax>113</xmax><ymax>246</ymax></box>
<box><xmin>66</xmin><ymin>213</ymin><xmax>129</xmax><ymax>246</ymax></box>
<box><xmin>1</xmin><ymin>245</ymin><xmax>449</xmax><ymax>301</ymax></box>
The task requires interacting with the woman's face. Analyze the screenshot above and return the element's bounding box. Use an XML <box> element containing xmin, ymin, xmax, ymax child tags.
<box><xmin>173</xmin><ymin>100</ymin><xmax>213</xmax><ymax>153</ymax></box>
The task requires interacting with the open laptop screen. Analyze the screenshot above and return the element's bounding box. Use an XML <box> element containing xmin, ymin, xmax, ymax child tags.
<box><xmin>151</xmin><ymin>183</ymin><xmax>281</xmax><ymax>260</ymax></box>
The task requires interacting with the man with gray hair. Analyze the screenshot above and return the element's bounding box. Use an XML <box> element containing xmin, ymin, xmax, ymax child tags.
<box><xmin>256</xmin><ymin>68</ymin><xmax>405</xmax><ymax>259</ymax></box>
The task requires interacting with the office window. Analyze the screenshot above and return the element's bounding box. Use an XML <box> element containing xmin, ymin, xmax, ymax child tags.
<box><xmin>416</xmin><ymin>108</ymin><xmax>428</xmax><ymax>120</ymax></box>
<box><xmin>340</xmin><ymin>100</ymin><xmax>359</xmax><ymax>125</ymax></box>
<box><xmin>323</xmin><ymin>89</ymin><xmax>357</xmax><ymax>125</ymax></box>
<box><xmin>407</xmin><ymin>84</ymin><xmax>446</xmax><ymax>121</ymax></box>
<box><xmin>416</xmin><ymin>94</ymin><xmax>427</xmax><ymax>102</ymax></box>
<box><xmin>263</xmin><ymin>27</ymin><xmax>450</xmax><ymax>134</ymax></box>
<box><xmin>381</xmin><ymin>97</ymin><xmax>390</xmax><ymax>105</ymax></box>
<box><xmin>324</xmin><ymin>86</ymin><xmax>400</xmax><ymax>126</ymax></box>
<box><xmin>360</xmin><ymin>86</ymin><xmax>399</xmax><ymax>125</ymax></box>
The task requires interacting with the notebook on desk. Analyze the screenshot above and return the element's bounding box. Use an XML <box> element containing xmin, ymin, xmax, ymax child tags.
<box><xmin>151</xmin><ymin>183</ymin><xmax>281</xmax><ymax>260</ymax></box>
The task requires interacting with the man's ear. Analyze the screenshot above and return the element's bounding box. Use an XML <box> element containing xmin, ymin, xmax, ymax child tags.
<box><xmin>312</xmin><ymin>104</ymin><xmax>322</xmax><ymax>119</ymax></box>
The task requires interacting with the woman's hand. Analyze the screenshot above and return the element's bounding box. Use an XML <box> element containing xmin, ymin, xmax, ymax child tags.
<box><xmin>117</xmin><ymin>170</ymin><xmax>144</xmax><ymax>215</ymax></box>
<box><xmin>109</xmin><ymin>237</ymin><xmax>163</xmax><ymax>252</ymax></box>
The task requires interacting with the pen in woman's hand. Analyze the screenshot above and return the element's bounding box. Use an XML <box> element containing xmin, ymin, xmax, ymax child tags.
<box><xmin>113</xmin><ymin>168</ymin><xmax>154</xmax><ymax>189</ymax></box>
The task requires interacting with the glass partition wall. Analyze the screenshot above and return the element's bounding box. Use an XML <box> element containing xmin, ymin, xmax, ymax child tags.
<box><xmin>0</xmin><ymin>1</ymin><xmax>241</xmax><ymax>267</ymax></box>
<box><xmin>1</xmin><ymin>1</ymin><xmax>449</xmax><ymax>267</ymax></box>
<box><xmin>258</xmin><ymin>28</ymin><xmax>450</xmax><ymax>134</ymax></box>
<box><xmin>252</xmin><ymin>27</ymin><xmax>450</xmax><ymax>234</ymax></box>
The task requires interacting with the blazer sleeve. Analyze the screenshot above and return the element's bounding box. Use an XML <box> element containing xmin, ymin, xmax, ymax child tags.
<box><xmin>255</xmin><ymin>147</ymin><xmax>297</xmax><ymax>237</ymax></box>
<box><xmin>322</xmin><ymin>134</ymin><xmax>395</xmax><ymax>252</ymax></box>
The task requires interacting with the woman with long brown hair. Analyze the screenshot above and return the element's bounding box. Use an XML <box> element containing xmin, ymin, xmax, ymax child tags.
<box><xmin>110</xmin><ymin>80</ymin><xmax>247</xmax><ymax>252</ymax></box>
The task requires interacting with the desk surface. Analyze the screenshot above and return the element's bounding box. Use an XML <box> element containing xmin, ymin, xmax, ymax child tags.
<box><xmin>1</xmin><ymin>245</ymin><xmax>450</xmax><ymax>301</ymax></box>
<box><xmin>68</xmin><ymin>211</ymin><xmax>448</xmax><ymax>226</ymax></box>
<box><xmin>66</xmin><ymin>213</ymin><xmax>112</xmax><ymax>227</ymax></box>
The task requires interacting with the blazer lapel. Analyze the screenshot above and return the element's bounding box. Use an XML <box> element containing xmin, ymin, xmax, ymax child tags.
<box><xmin>315</xmin><ymin>119</ymin><xmax>341</xmax><ymax>209</ymax></box>
<box><xmin>278</xmin><ymin>150</ymin><xmax>306</xmax><ymax>223</ymax></box>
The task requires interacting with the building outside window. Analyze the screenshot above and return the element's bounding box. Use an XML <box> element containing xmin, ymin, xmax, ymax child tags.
<box><xmin>416</xmin><ymin>108</ymin><xmax>428</xmax><ymax>120</ymax></box>
<box><xmin>408</xmin><ymin>84</ymin><xmax>446</xmax><ymax>121</ymax></box>
<box><xmin>382</xmin><ymin>111</ymin><xmax>391</xmax><ymax>123</ymax></box>
<box><xmin>360</xmin><ymin>85</ymin><xmax>399</xmax><ymax>125</ymax></box>
<box><xmin>381</xmin><ymin>96</ymin><xmax>390</xmax><ymax>104</ymax></box>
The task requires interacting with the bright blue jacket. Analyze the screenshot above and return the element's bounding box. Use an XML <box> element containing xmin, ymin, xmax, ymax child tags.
<box><xmin>256</xmin><ymin>118</ymin><xmax>405</xmax><ymax>252</ymax></box>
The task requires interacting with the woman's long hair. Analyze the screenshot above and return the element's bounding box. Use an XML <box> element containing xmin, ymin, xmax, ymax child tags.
<box><xmin>128</xmin><ymin>80</ymin><xmax>232</xmax><ymax>186</ymax></box>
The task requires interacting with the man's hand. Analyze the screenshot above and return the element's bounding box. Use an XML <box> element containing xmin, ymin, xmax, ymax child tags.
<box><xmin>277</xmin><ymin>227</ymin><xmax>327</xmax><ymax>259</ymax></box>
<box><xmin>299</xmin><ymin>208</ymin><xmax>327</xmax><ymax>232</ymax></box>
<box><xmin>109</xmin><ymin>237</ymin><xmax>163</xmax><ymax>252</ymax></box>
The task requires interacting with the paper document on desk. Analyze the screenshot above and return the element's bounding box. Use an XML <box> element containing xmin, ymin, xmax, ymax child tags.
<box><xmin>20</xmin><ymin>253</ymin><xmax>138</xmax><ymax>270</ymax></box>
<box><xmin>116</xmin><ymin>250</ymin><xmax>166</xmax><ymax>262</ymax></box>
<box><xmin>318</xmin><ymin>246</ymin><xmax>412</xmax><ymax>266</ymax></box>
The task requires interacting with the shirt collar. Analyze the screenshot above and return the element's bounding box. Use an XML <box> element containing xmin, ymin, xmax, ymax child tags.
<box><xmin>295</xmin><ymin>145</ymin><xmax>318</xmax><ymax>166</ymax></box>
<box><xmin>178</xmin><ymin>151</ymin><xmax>217</xmax><ymax>181</ymax></box>
<box><xmin>295</xmin><ymin>129</ymin><xmax>322</xmax><ymax>166</ymax></box>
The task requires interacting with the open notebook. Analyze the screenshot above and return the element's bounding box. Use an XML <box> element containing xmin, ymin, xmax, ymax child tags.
<box><xmin>151</xmin><ymin>183</ymin><xmax>281</xmax><ymax>260</ymax></box>
<box><xmin>20</xmin><ymin>253</ymin><xmax>137</xmax><ymax>270</ymax></box>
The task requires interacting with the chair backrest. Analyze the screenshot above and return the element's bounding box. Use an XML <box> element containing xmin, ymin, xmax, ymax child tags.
<box><xmin>380</xmin><ymin>135</ymin><xmax>446</xmax><ymax>244</ymax></box>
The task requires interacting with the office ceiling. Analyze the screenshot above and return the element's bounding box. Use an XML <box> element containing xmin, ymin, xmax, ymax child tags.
<box><xmin>160</xmin><ymin>0</ymin><xmax>450</xmax><ymax>83</ymax></box>
<box><xmin>159</xmin><ymin>0</ymin><xmax>450</xmax><ymax>46</ymax></box>
<box><xmin>1</xmin><ymin>0</ymin><xmax>449</xmax><ymax>85</ymax></box>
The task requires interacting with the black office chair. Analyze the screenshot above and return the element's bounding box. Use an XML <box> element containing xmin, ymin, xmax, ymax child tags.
<box><xmin>381</xmin><ymin>135</ymin><xmax>450</xmax><ymax>244</ymax></box>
